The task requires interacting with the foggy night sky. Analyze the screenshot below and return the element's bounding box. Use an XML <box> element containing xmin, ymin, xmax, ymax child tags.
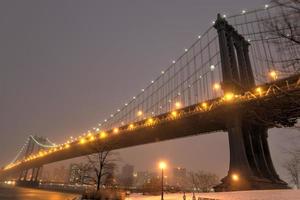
<box><xmin>0</xmin><ymin>0</ymin><xmax>299</xmax><ymax>179</ymax></box>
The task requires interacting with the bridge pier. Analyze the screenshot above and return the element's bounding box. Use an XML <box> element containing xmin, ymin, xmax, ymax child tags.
<box><xmin>15</xmin><ymin>136</ymin><xmax>46</xmax><ymax>188</ymax></box>
<box><xmin>212</xmin><ymin>13</ymin><xmax>288</xmax><ymax>191</ymax></box>
<box><xmin>214</xmin><ymin>111</ymin><xmax>288</xmax><ymax>191</ymax></box>
<box><xmin>17</xmin><ymin>166</ymin><xmax>42</xmax><ymax>188</ymax></box>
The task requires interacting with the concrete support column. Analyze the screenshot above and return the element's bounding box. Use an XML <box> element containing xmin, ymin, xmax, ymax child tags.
<box><xmin>227</xmin><ymin>112</ymin><xmax>252</xmax><ymax>177</ymax></box>
<box><xmin>30</xmin><ymin>168</ymin><xmax>36</xmax><ymax>181</ymax></box>
<box><xmin>214</xmin><ymin>113</ymin><xmax>288</xmax><ymax>191</ymax></box>
<box><xmin>260</xmin><ymin>129</ymin><xmax>281</xmax><ymax>181</ymax></box>
<box><xmin>23</xmin><ymin>169</ymin><xmax>29</xmax><ymax>181</ymax></box>
<box><xmin>242</xmin><ymin>124</ymin><xmax>263</xmax><ymax>178</ymax></box>
<box><xmin>19</xmin><ymin>170</ymin><xmax>25</xmax><ymax>181</ymax></box>
<box><xmin>34</xmin><ymin>167</ymin><xmax>41</xmax><ymax>182</ymax></box>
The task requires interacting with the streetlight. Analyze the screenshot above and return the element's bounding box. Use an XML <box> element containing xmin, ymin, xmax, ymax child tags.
<box><xmin>159</xmin><ymin>161</ymin><xmax>167</xmax><ymax>200</ymax></box>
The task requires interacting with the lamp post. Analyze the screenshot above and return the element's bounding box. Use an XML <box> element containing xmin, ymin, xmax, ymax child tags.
<box><xmin>159</xmin><ymin>161</ymin><xmax>167</xmax><ymax>200</ymax></box>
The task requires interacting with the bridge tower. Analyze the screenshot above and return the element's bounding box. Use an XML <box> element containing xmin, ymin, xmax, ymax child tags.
<box><xmin>213</xmin><ymin>14</ymin><xmax>288</xmax><ymax>191</ymax></box>
<box><xmin>17</xmin><ymin>136</ymin><xmax>44</xmax><ymax>187</ymax></box>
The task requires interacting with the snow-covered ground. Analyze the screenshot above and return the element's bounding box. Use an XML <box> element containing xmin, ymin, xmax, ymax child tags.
<box><xmin>126</xmin><ymin>189</ymin><xmax>300</xmax><ymax>200</ymax></box>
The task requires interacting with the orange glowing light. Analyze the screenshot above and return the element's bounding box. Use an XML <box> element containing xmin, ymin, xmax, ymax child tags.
<box><xmin>90</xmin><ymin>135</ymin><xmax>95</xmax><ymax>141</ymax></box>
<box><xmin>171</xmin><ymin>111</ymin><xmax>177</xmax><ymax>117</ymax></box>
<box><xmin>100</xmin><ymin>132</ymin><xmax>107</xmax><ymax>139</ymax></box>
<box><xmin>80</xmin><ymin>138</ymin><xmax>86</xmax><ymax>144</ymax></box>
<box><xmin>269</xmin><ymin>70</ymin><xmax>278</xmax><ymax>80</ymax></box>
<box><xmin>175</xmin><ymin>102</ymin><xmax>182</xmax><ymax>109</ymax></box>
<box><xmin>213</xmin><ymin>83</ymin><xmax>221</xmax><ymax>90</ymax></box>
<box><xmin>202</xmin><ymin>102</ymin><xmax>208</xmax><ymax>108</ymax></box>
<box><xmin>113</xmin><ymin>128</ymin><xmax>119</xmax><ymax>134</ymax></box>
<box><xmin>147</xmin><ymin>118</ymin><xmax>154</xmax><ymax>124</ymax></box>
<box><xmin>128</xmin><ymin>124</ymin><xmax>135</xmax><ymax>129</ymax></box>
<box><xmin>137</xmin><ymin>111</ymin><xmax>143</xmax><ymax>116</ymax></box>
<box><xmin>224</xmin><ymin>92</ymin><xmax>234</xmax><ymax>101</ymax></box>
<box><xmin>159</xmin><ymin>161</ymin><xmax>167</xmax><ymax>170</ymax></box>
<box><xmin>256</xmin><ymin>87</ymin><xmax>262</xmax><ymax>95</ymax></box>
<box><xmin>231</xmin><ymin>173</ymin><xmax>239</xmax><ymax>181</ymax></box>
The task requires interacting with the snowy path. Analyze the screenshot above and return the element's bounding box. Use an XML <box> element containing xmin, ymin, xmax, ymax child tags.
<box><xmin>126</xmin><ymin>190</ymin><xmax>300</xmax><ymax>200</ymax></box>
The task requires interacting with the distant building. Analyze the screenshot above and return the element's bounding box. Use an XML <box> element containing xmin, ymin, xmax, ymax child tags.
<box><xmin>68</xmin><ymin>163</ymin><xmax>81</xmax><ymax>184</ymax></box>
<box><xmin>51</xmin><ymin>165</ymin><xmax>69</xmax><ymax>183</ymax></box>
<box><xmin>102</xmin><ymin>163</ymin><xmax>117</xmax><ymax>186</ymax></box>
<box><xmin>133</xmin><ymin>171</ymin><xmax>158</xmax><ymax>187</ymax></box>
<box><xmin>68</xmin><ymin>163</ymin><xmax>93</xmax><ymax>185</ymax></box>
<box><xmin>120</xmin><ymin>164</ymin><xmax>134</xmax><ymax>187</ymax></box>
<box><xmin>172</xmin><ymin>167</ymin><xmax>187</xmax><ymax>187</ymax></box>
<box><xmin>40</xmin><ymin>168</ymin><xmax>51</xmax><ymax>182</ymax></box>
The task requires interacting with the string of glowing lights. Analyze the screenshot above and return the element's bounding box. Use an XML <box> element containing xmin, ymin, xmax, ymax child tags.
<box><xmin>4</xmin><ymin>71</ymin><xmax>298</xmax><ymax>171</ymax></box>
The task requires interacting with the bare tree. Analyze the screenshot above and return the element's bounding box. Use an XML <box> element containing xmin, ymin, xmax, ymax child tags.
<box><xmin>270</xmin><ymin>0</ymin><xmax>300</xmax><ymax>43</ymax></box>
<box><xmin>189</xmin><ymin>171</ymin><xmax>219</xmax><ymax>192</ymax></box>
<box><xmin>265</xmin><ymin>0</ymin><xmax>300</xmax><ymax>69</ymax></box>
<box><xmin>283</xmin><ymin>151</ymin><xmax>300</xmax><ymax>188</ymax></box>
<box><xmin>189</xmin><ymin>172</ymin><xmax>198</xmax><ymax>190</ymax></box>
<box><xmin>77</xmin><ymin>163</ymin><xmax>92</xmax><ymax>184</ymax></box>
<box><xmin>86</xmin><ymin>142</ymin><xmax>119</xmax><ymax>191</ymax></box>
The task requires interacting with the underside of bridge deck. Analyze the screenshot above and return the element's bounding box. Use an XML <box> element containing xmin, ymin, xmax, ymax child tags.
<box><xmin>1</xmin><ymin>83</ymin><xmax>299</xmax><ymax>185</ymax></box>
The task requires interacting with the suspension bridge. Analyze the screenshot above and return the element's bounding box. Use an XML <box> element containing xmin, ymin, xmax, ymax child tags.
<box><xmin>1</xmin><ymin>1</ymin><xmax>300</xmax><ymax>191</ymax></box>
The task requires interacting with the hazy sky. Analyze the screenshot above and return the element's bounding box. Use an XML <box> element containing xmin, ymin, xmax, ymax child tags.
<box><xmin>1</xmin><ymin>0</ymin><xmax>299</xmax><ymax>180</ymax></box>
